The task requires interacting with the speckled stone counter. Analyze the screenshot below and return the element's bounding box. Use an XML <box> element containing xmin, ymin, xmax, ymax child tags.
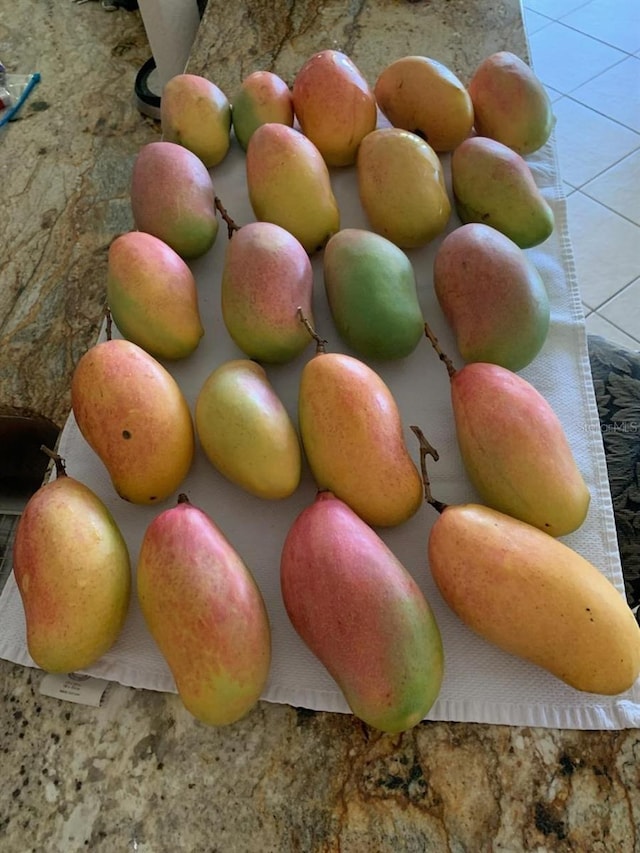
<box><xmin>1</xmin><ymin>2</ymin><xmax>639</xmax><ymax>851</ymax></box>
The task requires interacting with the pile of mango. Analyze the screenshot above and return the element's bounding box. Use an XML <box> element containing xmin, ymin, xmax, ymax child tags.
<box><xmin>12</xmin><ymin>49</ymin><xmax>640</xmax><ymax>733</ymax></box>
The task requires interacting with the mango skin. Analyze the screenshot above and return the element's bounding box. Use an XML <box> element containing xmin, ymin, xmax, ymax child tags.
<box><xmin>71</xmin><ymin>339</ymin><xmax>195</xmax><ymax>505</ymax></box>
<box><xmin>246</xmin><ymin>123</ymin><xmax>340</xmax><ymax>254</ymax></box>
<box><xmin>107</xmin><ymin>231</ymin><xmax>204</xmax><ymax>361</ymax></box>
<box><xmin>130</xmin><ymin>141</ymin><xmax>218</xmax><ymax>260</ymax></box>
<box><xmin>299</xmin><ymin>352</ymin><xmax>423</xmax><ymax>528</ymax></box>
<box><xmin>429</xmin><ymin>503</ymin><xmax>640</xmax><ymax>695</ymax></box>
<box><xmin>160</xmin><ymin>73</ymin><xmax>231</xmax><ymax>167</ymax></box>
<box><xmin>221</xmin><ymin>221</ymin><xmax>314</xmax><ymax>363</ymax></box>
<box><xmin>433</xmin><ymin>223</ymin><xmax>550</xmax><ymax>371</ymax></box>
<box><xmin>137</xmin><ymin>498</ymin><xmax>271</xmax><ymax>726</ymax></box>
<box><xmin>292</xmin><ymin>49</ymin><xmax>377</xmax><ymax>166</ymax></box>
<box><xmin>451</xmin><ymin>362</ymin><xmax>590</xmax><ymax>537</ymax></box>
<box><xmin>13</xmin><ymin>474</ymin><xmax>131</xmax><ymax>673</ymax></box>
<box><xmin>357</xmin><ymin>128</ymin><xmax>451</xmax><ymax>249</ymax></box>
<box><xmin>195</xmin><ymin>359</ymin><xmax>301</xmax><ymax>499</ymax></box>
<box><xmin>468</xmin><ymin>51</ymin><xmax>555</xmax><ymax>155</ymax></box>
<box><xmin>281</xmin><ymin>491</ymin><xmax>444</xmax><ymax>732</ymax></box>
<box><xmin>451</xmin><ymin>136</ymin><xmax>554</xmax><ymax>249</ymax></box>
<box><xmin>323</xmin><ymin>228</ymin><xmax>424</xmax><ymax>361</ymax></box>
<box><xmin>374</xmin><ymin>55</ymin><xmax>474</xmax><ymax>152</ymax></box>
<box><xmin>231</xmin><ymin>70</ymin><xmax>294</xmax><ymax>150</ymax></box>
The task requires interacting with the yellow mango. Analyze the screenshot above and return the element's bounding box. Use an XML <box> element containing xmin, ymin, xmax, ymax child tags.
<box><xmin>429</xmin><ymin>503</ymin><xmax>640</xmax><ymax>695</ymax></box>
<box><xmin>160</xmin><ymin>73</ymin><xmax>231</xmax><ymax>167</ymax></box>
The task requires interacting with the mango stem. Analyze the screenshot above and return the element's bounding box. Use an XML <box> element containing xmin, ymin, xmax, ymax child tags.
<box><xmin>297</xmin><ymin>307</ymin><xmax>327</xmax><ymax>354</ymax></box>
<box><xmin>424</xmin><ymin>321</ymin><xmax>457</xmax><ymax>379</ymax></box>
<box><xmin>214</xmin><ymin>196</ymin><xmax>241</xmax><ymax>239</ymax></box>
<box><xmin>409</xmin><ymin>426</ymin><xmax>447</xmax><ymax>514</ymax></box>
<box><xmin>40</xmin><ymin>445</ymin><xmax>67</xmax><ymax>479</ymax></box>
<box><xmin>177</xmin><ymin>493</ymin><xmax>191</xmax><ymax>505</ymax></box>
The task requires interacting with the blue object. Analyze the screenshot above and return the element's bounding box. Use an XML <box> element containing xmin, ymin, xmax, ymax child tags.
<box><xmin>0</xmin><ymin>72</ymin><xmax>41</xmax><ymax>128</ymax></box>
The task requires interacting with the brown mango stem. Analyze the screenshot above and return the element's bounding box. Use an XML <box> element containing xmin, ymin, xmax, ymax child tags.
<box><xmin>177</xmin><ymin>493</ymin><xmax>191</xmax><ymax>505</ymax></box>
<box><xmin>423</xmin><ymin>321</ymin><xmax>457</xmax><ymax>379</ymax></box>
<box><xmin>297</xmin><ymin>307</ymin><xmax>327</xmax><ymax>354</ymax></box>
<box><xmin>214</xmin><ymin>196</ymin><xmax>241</xmax><ymax>239</ymax></box>
<box><xmin>40</xmin><ymin>445</ymin><xmax>67</xmax><ymax>479</ymax></box>
<box><xmin>409</xmin><ymin>426</ymin><xmax>448</xmax><ymax>514</ymax></box>
<box><xmin>105</xmin><ymin>309</ymin><xmax>113</xmax><ymax>341</ymax></box>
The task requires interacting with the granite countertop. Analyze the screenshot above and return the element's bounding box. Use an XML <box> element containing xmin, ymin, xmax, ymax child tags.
<box><xmin>1</xmin><ymin>1</ymin><xmax>639</xmax><ymax>850</ymax></box>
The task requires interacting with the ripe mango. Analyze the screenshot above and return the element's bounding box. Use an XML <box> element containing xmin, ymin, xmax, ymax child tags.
<box><xmin>450</xmin><ymin>361</ymin><xmax>590</xmax><ymax>536</ymax></box>
<box><xmin>433</xmin><ymin>223</ymin><xmax>550</xmax><ymax>371</ymax></box>
<box><xmin>292</xmin><ymin>49</ymin><xmax>377</xmax><ymax>166</ymax></box>
<box><xmin>231</xmin><ymin>70</ymin><xmax>294</xmax><ymax>150</ymax></box>
<box><xmin>137</xmin><ymin>496</ymin><xmax>271</xmax><ymax>725</ymax></box>
<box><xmin>107</xmin><ymin>231</ymin><xmax>204</xmax><ymax>361</ymax></box>
<box><xmin>246</xmin><ymin>123</ymin><xmax>340</xmax><ymax>254</ymax></box>
<box><xmin>323</xmin><ymin>228</ymin><xmax>424</xmax><ymax>361</ymax></box>
<box><xmin>221</xmin><ymin>221</ymin><xmax>314</xmax><ymax>363</ymax></box>
<box><xmin>130</xmin><ymin>140</ymin><xmax>218</xmax><ymax>259</ymax></box>
<box><xmin>13</xmin><ymin>457</ymin><xmax>131</xmax><ymax>673</ymax></box>
<box><xmin>451</xmin><ymin>136</ymin><xmax>554</xmax><ymax>249</ymax></box>
<box><xmin>71</xmin><ymin>339</ymin><xmax>195</xmax><ymax>504</ymax></box>
<box><xmin>374</xmin><ymin>55</ymin><xmax>474</xmax><ymax>152</ymax></box>
<box><xmin>429</xmin><ymin>503</ymin><xmax>640</xmax><ymax>695</ymax></box>
<box><xmin>160</xmin><ymin>73</ymin><xmax>231</xmax><ymax>167</ymax></box>
<box><xmin>468</xmin><ymin>51</ymin><xmax>555</xmax><ymax>155</ymax></box>
<box><xmin>281</xmin><ymin>491</ymin><xmax>444</xmax><ymax>732</ymax></box>
<box><xmin>357</xmin><ymin>128</ymin><xmax>450</xmax><ymax>249</ymax></box>
<box><xmin>195</xmin><ymin>359</ymin><xmax>301</xmax><ymax>499</ymax></box>
<box><xmin>298</xmin><ymin>351</ymin><xmax>423</xmax><ymax>527</ymax></box>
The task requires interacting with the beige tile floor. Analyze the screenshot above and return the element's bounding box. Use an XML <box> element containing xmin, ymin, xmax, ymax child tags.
<box><xmin>524</xmin><ymin>0</ymin><xmax>640</xmax><ymax>348</ymax></box>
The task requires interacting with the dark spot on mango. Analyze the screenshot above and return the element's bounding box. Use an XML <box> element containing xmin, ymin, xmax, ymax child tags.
<box><xmin>122</xmin><ymin>430</ymin><xmax>132</xmax><ymax>439</ymax></box>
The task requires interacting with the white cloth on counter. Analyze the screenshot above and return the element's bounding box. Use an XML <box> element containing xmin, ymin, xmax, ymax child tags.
<box><xmin>1</xmin><ymin>129</ymin><xmax>638</xmax><ymax>730</ymax></box>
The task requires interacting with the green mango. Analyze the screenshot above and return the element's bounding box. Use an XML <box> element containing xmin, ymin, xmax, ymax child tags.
<box><xmin>281</xmin><ymin>491</ymin><xmax>443</xmax><ymax>733</ymax></box>
<box><xmin>323</xmin><ymin>229</ymin><xmax>424</xmax><ymax>360</ymax></box>
<box><xmin>451</xmin><ymin>136</ymin><xmax>554</xmax><ymax>249</ymax></box>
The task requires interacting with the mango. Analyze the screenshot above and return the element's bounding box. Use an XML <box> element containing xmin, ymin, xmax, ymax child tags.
<box><xmin>107</xmin><ymin>231</ymin><xmax>204</xmax><ymax>361</ymax></box>
<box><xmin>137</xmin><ymin>495</ymin><xmax>271</xmax><ymax>725</ymax></box>
<box><xmin>291</xmin><ymin>49</ymin><xmax>377</xmax><ymax>166</ymax></box>
<box><xmin>323</xmin><ymin>228</ymin><xmax>424</xmax><ymax>361</ymax></box>
<box><xmin>13</xmin><ymin>454</ymin><xmax>130</xmax><ymax>673</ymax></box>
<box><xmin>468</xmin><ymin>51</ymin><xmax>555</xmax><ymax>155</ymax></box>
<box><xmin>246</xmin><ymin>123</ymin><xmax>340</xmax><ymax>254</ymax></box>
<box><xmin>71</xmin><ymin>339</ymin><xmax>195</xmax><ymax>504</ymax></box>
<box><xmin>357</xmin><ymin>128</ymin><xmax>451</xmax><ymax>249</ymax></box>
<box><xmin>449</xmin><ymin>361</ymin><xmax>590</xmax><ymax>536</ymax></box>
<box><xmin>374</xmin><ymin>55</ymin><xmax>474</xmax><ymax>152</ymax></box>
<box><xmin>281</xmin><ymin>491</ymin><xmax>444</xmax><ymax>732</ymax></box>
<box><xmin>221</xmin><ymin>221</ymin><xmax>314</xmax><ymax>363</ymax></box>
<box><xmin>433</xmin><ymin>223</ymin><xmax>550</xmax><ymax>371</ymax></box>
<box><xmin>428</xmin><ymin>503</ymin><xmax>640</xmax><ymax>695</ymax></box>
<box><xmin>299</xmin><ymin>350</ymin><xmax>423</xmax><ymax>527</ymax></box>
<box><xmin>451</xmin><ymin>136</ymin><xmax>554</xmax><ymax>249</ymax></box>
<box><xmin>231</xmin><ymin>70</ymin><xmax>294</xmax><ymax>150</ymax></box>
<box><xmin>195</xmin><ymin>359</ymin><xmax>301</xmax><ymax>499</ymax></box>
<box><xmin>130</xmin><ymin>140</ymin><xmax>218</xmax><ymax>259</ymax></box>
<box><xmin>160</xmin><ymin>73</ymin><xmax>231</xmax><ymax>167</ymax></box>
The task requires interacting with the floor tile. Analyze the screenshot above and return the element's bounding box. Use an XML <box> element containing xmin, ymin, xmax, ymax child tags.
<box><xmin>528</xmin><ymin>21</ymin><xmax>626</xmax><ymax>91</ymax></box>
<box><xmin>524</xmin><ymin>8</ymin><xmax>552</xmax><ymax>35</ymax></box>
<box><xmin>524</xmin><ymin>0</ymin><xmax>589</xmax><ymax>19</ymax></box>
<box><xmin>599</xmin><ymin>278</ymin><xmax>640</xmax><ymax>342</ymax></box>
<box><xmin>582</xmin><ymin>149</ymin><xmax>640</xmax><ymax>225</ymax></box>
<box><xmin>571</xmin><ymin>56</ymin><xmax>640</xmax><ymax>132</ymax></box>
<box><xmin>565</xmin><ymin>191</ymin><xmax>640</xmax><ymax>309</ymax></box>
<box><xmin>585</xmin><ymin>312</ymin><xmax>640</xmax><ymax>349</ymax></box>
<box><xmin>552</xmin><ymin>96</ymin><xmax>639</xmax><ymax>186</ymax></box>
<box><xmin>562</xmin><ymin>0</ymin><xmax>640</xmax><ymax>54</ymax></box>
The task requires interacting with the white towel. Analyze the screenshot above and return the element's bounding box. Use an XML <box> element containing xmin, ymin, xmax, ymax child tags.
<box><xmin>1</xmin><ymin>129</ymin><xmax>638</xmax><ymax>730</ymax></box>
